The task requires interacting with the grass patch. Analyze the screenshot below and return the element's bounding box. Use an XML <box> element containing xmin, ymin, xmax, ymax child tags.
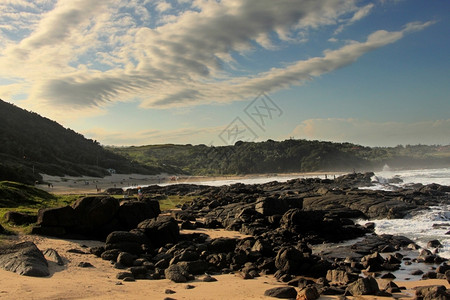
<box><xmin>0</xmin><ymin>181</ymin><xmax>79</xmax><ymax>234</ymax></box>
<box><xmin>159</xmin><ymin>195</ymin><xmax>196</xmax><ymax>211</ymax></box>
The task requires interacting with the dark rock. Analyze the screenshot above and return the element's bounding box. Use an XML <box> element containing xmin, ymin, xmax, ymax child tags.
<box><xmin>165</xmin><ymin>264</ymin><xmax>190</xmax><ymax>283</ymax></box>
<box><xmin>180</xmin><ymin>220</ymin><xmax>196</xmax><ymax>230</ymax></box>
<box><xmin>264</xmin><ymin>286</ymin><xmax>297</xmax><ymax>299</ymax></box>
<box><xmin>319</xmin><ymin>286</ymin><xmax>345</xmax><ymax>295</ymax></box>
<box><xmin>71</xmin><ymin>196</ymin><xmax>120</xmax><ymax>234</ymax></box>
<box><xmin>122</xmin><ymin>276</ymin><xmax>135</xmax><ymax>282</ymax></box>
<box><xmin>302</xmin><ymin>189</ymin><xmax>414</xmax><ymax>220</ymax></box>
<box><xmin>384</xmin><ymin>281</ymin><xmax>401</xmax><ymax>293</ymax></box>
<box><xmin>130</xmin><ymin>266</ymin><xmax>148</xmax><ymax>278</ymax></box>
<box><xmin>105</xmin><ymin>188</ymin><xmax>125</xmax><ymax>195</ymax></box>
<box><xmin>116</xmin><ymin>271</ymin><xmax>134</xmax><ymax>280</ymax></box>
<box><xmin>177</xmin><ymin>260</ymin><xmax>209</xmax><ymax>275</ymax></box>
<box><xmin>67</xmin><ymin>248</ymin><xmax>88</xmax><ymax>254</ymax></box>
<box><xmin>255</xmin><ymin>196</ymin><xmax>302</xmax><ymax>216</ymax></box>
<box><xmin>185</xmin><ymin>284</ymin><xmax>195</xmax><ymax>289</ymax></box>
<box><xmin>78</xmin><ymin>262</ymin><xmax>94</xmax><ymax>268</ymax></box>
<box><xmin>37</xmin><ymin>206</ymin><xmax>75</xmax><ymax>227</ymax></box>
<box><xmin>380</xmin><ymin>272</ymin><xmax>396</xmax><ymax>279</ymax></box>
<box><xmin>275</xmin><ymin>246</ymin><xmax>308</xmax><ymax>275</ymax></box>
<box><xmin>101</xmin><ymin>249</ymin><xmax>121</xmax><ymax>261</ymax></box>
<box><xmin>5</xmin><ymin>211</ymin><xmax>37</xmax><ymax>225</ymax></box>
<box><xmin>364</xmin><ymin>222</ymin><xmax>375</xmax><ymax>230</ymax></box>
<box><xmin>117</xmin><ymin>200</ymin><xmax>160</xmax><ymax>230</ymax></box>
<box><xmin>361</xmin><ymin>252</ymin><xmax>385</xmax><ymax>272</ymax></box>
<box><xmin>326</xmin><ymin>269</ymin><xmax>358</xmax><ymax>284</ymax></box>
<box><xmin>165</xmin><ymin>289</ymin><xmax>176</xmax><ymax>294</ymax></box>
<box><xmin>90</xmin><ymin>246</ymin><xmax>105</xmax><ymax>257</ymax></box>
<box><xmin>436</xmin><ymin>263</ymin><xmax>450</xmax><ymax>274</ymax></box>
<box><xmin>138</xmin><ymin>216</ymin><xmax>180</xmax><ymax>247</ymax></box>
<box><xmin>202</xmin><ymin>275</ymin><xmax>217</xmax><ymax>282</ymax></box>
<box><xmin>411</xmin><ymin>269</ymin><xmax>424</xmax><ymax>276</ymax></box>
<box><xmin>379</xmin><ymin>245</ymin><xmax>396</xmax><ymax>253</ymax></box>
<box><xmin>294</xmin><ymin>278</ymin><xmax>315</xmax><ymax>289</ymax></box>
<box><xmin>43</xmin><ymin>248</ymin><xmax>64</xmax><ymax>266</ymax></box>
<box><xmin>117</xmin><ymin>252</ymin><xmax>136</xmax><ymax>267</ymax></box>
<box><xmin>422</xmin><ymin>271</ymin><xmax>438</xmax><ymax>279</ymax></box>
<box><xmin>445</xmin><ymin>270</ymin><xmax>450</xmax><ymax>283</ymax></box>
<box><xmin>297</xmin><ymin>286</ymin><xmax>320</xmax><ymax>300</ymax></box>
<box><xmin>251</xmin><ymin>239</ymin><xmax>273</xmax><ymax>256</ymax></box>
<box><xmin>0</xmin><ymin>241</ymin><xmax>49</xmax><ymax>277</ymax></box>
<box><xmin>415</xmin><ymin>285</ymin><xmax>450</xmax><ymax>300</ymax></box>
<box><xmin>238</xmin><ymin>271</ymin><xmax>253</xmax><ymax>279</ymax></box>
<box><xmin>31</xmin><ymin>225</ymin><xmax>66</xmax><ymax>237</ymax></box>
<box><xmin>209</xmin><ymin>238</ymin><xmax>237</xmax><ymax>253</ymax></box>
<box><xmin>105</xmin><ymin>230</ymin><xmax>150</xmax><ymax>254</ymax></box>
<box><xmin>345</xmin><ymin>276</ymin><xmax>379</xmax><ymax>296</ymax></box>
<box><xmin>427</xmin><ymin>239</ymin><xmax>443</xmax><ymax>248</ymax></box>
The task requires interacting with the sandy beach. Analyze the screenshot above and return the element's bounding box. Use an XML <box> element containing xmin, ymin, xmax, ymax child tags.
<box><xmin>38</xmin><ymin>172</ymin><xmax>344</xmax><ymax>195</ymax></box>
<box><xmin>1</xmin><ymin>232</ymin><xmax>449</xmax><ymax>300</ymax></box>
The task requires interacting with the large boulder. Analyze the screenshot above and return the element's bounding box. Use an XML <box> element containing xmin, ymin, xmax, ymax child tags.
<box><xmin>326</xmin><ymin>269</ymin><xmax>359</xmax><ymax>285</ymax></box>
<box><xmin>71</xmin><ymin>196</ymin><xmax>120</xmax><ymax>232</ymax></box>
<box><xmin>137</xmin><ymin>216</ymin><xmax>179</xmax><ymax>247</ymax></box>
<box><xmin>5</xmin><ymin>211</ymin><xmax>37</xmax><ymax>225</ymax></box>
<box><xmin>117</xmin><ymin>200</ymin><xmax>160</xmax><ymax>230</ymax></box>
<box><xmin>105</xmin><ymin>230</ymin><xmax>150</xmax><ymax>254</ymax></box>
<box><xmin>279</xmin><ymin>208</ymin><xmax>367</xmax><ymax>243</ymax></box>
<box><xmin>209</xmin><ymin>238</ymin><xmax>238</xmax><ymax>253</ymax></box>
<box><xmin>0</xmin><ymin>242</ymin><xmax>49</xmax><ymax>277</ymax></box>
<box><xmin>297</xmin><ymin>286</ymin><xmax>320</xmax><ymax>300</ymax></box>
<box><xmin>275</xmin><ymin>246</ymin><xmax>309</xmax><ymax>275</ymax></box>
<box><xmin>177</xmin><ymin>260</ymin><xmax>209</xmax><ymax>275</ymax></box>
<box><xmin>165</xmin><ymin>264</ymin><xmax>190</xmax><ymax>283</ymax></box>
<box><xmin>255</xmin><ymin>196</ymin><xmax>303</xmax><ymax>216</ymax></box>
<box><xmin>37</xmin><ymin>205</ymin><xmax>75</xmax><ymax>227</ymax></box>
<box><xmin>415</xmin><ymin>285</ymin><xmax>450</xmax><ymax>300</ymax></box>
<box><xmin>345</xmin><ymin>276</ymin><xmax>379</xmax><ymax>296</ymax></box>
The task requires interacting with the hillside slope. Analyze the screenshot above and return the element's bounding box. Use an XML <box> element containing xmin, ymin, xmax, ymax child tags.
<box><xmin>0</xmin><ymin>99</ymin><xmax>167</xmax><ymax>183</ymax></box>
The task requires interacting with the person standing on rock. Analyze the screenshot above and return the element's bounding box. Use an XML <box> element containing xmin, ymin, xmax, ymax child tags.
<box><xmin>137</xmin><ymin>187</ymin><xmax>143</xmax><ymax>200</ymax></box>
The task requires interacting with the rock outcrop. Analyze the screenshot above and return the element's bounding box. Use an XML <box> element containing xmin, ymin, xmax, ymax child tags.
<box><xmin>0</xmin><ymin>241</ymin><xmax>49</xmax><ymax>277</ymax></box>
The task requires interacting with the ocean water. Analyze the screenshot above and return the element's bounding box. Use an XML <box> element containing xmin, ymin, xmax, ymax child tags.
<box><xmin>357</xmin><ymin>167</ymin><xmax>450</xmax><ymax>259</ymax></box>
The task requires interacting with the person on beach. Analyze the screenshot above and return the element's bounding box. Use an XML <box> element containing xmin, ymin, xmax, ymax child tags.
<box><xmin>137</xmin><ymin>186</ymin><xmax>143</xmax><ymax>200</ymax></box>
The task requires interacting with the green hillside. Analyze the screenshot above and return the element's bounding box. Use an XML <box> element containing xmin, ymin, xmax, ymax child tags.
<box><xmin>0</xmin><ymin>99</ymin><xmax>169</xmax><ymax>184</ymax></box>
<box><xmin>108</xmin><ymin>141</ymin><xmax>450</xmax><ymax>176</ymax></box>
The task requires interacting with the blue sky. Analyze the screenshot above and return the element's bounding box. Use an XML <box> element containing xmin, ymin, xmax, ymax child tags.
<box><xmin>0</xmin><ymin>0</ymin><xmax>448</xmax><ymax>147</ymax></box>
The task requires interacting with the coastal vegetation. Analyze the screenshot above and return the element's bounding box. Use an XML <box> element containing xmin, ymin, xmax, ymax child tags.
<box><xmin>108</xmin><ymin>141</ymin><xmax>450</xmax><ymax>176</ymax></box>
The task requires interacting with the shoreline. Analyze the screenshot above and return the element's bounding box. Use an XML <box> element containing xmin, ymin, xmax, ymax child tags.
<box><xmin>38</xmin><ymin>171</ymin><xmax>345</xmax><ymax>194</ymax></box>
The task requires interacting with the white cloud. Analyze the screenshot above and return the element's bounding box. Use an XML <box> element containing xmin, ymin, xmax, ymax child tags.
<box><xmin>0</xmin><ymin>0</ymin><xmax>434</xmax><ymax>122</ymax></box>
<box><xmin>155</xmin><ymin>1</ymin><xmax>172</xmax><ymax>12</ymax></box>
<box><xmin>334</xmin><ymin>3</ymin><xmax>374</xmax><ymax>34</ymax></box>
<box><xmin>291</xmin><ymin>118</ymin><xmax>450</xmax><ymax>146</ymax></box>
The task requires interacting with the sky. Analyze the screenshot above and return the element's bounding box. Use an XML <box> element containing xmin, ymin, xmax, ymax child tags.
<box><xmin>0</xmin><ymin>0</ymin><xmax>449</xmax><ymax>147</ymax></box>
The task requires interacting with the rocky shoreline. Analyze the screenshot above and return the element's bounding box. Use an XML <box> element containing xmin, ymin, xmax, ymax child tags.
<box><xmin>2</xmin><ymin>172</ymin><xmax>450</xmax><ymax>299</ymax></box>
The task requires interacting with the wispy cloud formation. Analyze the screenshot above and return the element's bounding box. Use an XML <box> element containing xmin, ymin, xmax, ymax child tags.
<box><xmin>0</xmin><ymin>0</ymin><xmax>434</xmax><ymax>121</ymax></box>
<box><xmin>84</xmin><ymin>125</ymin><xmax>223</xmax><ymax>146</ymax></box>
<box><xmin>292</xmin><ymin>118</ymin><xmax>450</xmax><ymax>147</ymax></box>
<box><xmin>334</xmin><ymin>3</ymin><xmax>374</xmax><ymax>34</ymax></box>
